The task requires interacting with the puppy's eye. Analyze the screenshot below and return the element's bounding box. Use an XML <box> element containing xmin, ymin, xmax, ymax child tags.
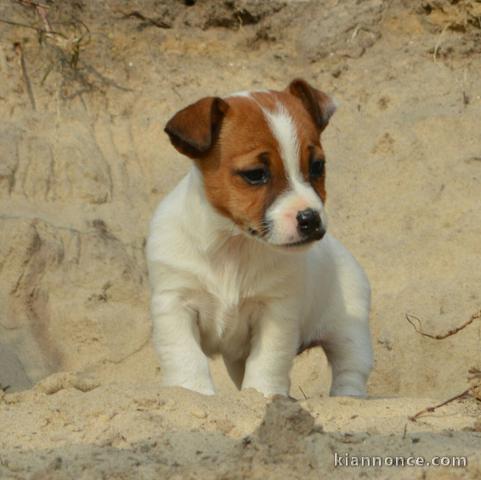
<box><xmin>238</xmin><ymin>168</ymin><xmax>270</xmax><ymax>185</ymax></box>
<box><xmin>310</xmin><ymin>159</ymin><xmax>325</xmax><ymax>178</ymax></box>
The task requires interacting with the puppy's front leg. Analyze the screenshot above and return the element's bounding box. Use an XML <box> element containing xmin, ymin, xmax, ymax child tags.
<box><xmin>151</xmin><ymin>292</ymin><xmax>215</xmax><ymax>395</ymax></box>
<box><xmin>242</xmin><ymin>302</ymin><xmax>299</xmax><ymax>397</ymax></box>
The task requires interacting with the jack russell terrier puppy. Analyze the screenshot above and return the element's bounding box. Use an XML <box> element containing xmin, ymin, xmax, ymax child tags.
<box><xmin>147</xmin><ymin>79</ymin><xmax>373</xmax><ymax>397</ymax></box>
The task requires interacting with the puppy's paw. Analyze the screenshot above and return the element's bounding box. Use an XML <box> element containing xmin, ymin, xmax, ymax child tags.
<box><xmin>329</xmin><ymin>384</ymin><xmax>367</xmax><ymax>398</ymax></box>
<box><xmin>185</xmin><ymin>385</ymin><xmax>216</xmax><ymax>396</ymax></box>
<box><xmin>162</xmin><ymin>379</ymin><xmax>215</xmax><ymax>396</ymax></box>
<box><xmin>241</xmin><ymin>381</ymin><xmax>290</xmax><ymax>398</ymax></box>
<box><xmin>330</xmin><ymin>370</ymin><xmax>369</xmax><ymax>398</ymax></box>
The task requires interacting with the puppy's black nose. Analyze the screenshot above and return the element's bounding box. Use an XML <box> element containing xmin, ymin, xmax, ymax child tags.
<box><xmin>296</xmin><ymin>208</ymin><xmax>325</xmax><ymax>239</ymax></box>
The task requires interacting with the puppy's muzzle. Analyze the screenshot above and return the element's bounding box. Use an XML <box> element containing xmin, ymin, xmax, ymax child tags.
<box><xmin>296</xmin><ymin>208</ymin><xmax>326</xmax><ymax>240</ymax></box>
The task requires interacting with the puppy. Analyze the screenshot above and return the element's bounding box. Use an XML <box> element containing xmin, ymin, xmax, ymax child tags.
<box><xmin>147</xmin><ymin>79</ymin><xmax>373</xmax><ymax>397</ymax></box>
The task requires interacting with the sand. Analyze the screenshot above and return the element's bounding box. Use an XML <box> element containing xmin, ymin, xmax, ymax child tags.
<box><xmin>0</xmin><ymin>0</ymin><xmax>480</xmax><ymax>478</ymax></box>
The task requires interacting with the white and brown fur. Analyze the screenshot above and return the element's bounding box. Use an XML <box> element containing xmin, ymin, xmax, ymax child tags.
<box><xmin>146</xmin><ymin>79</ymin><xmax>373</xmax><ymax>396</ymax></box>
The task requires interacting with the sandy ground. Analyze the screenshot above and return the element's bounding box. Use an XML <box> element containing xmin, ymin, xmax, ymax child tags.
<box><xmin>1</xmin><ymin>379</ymin><xmax>481</xmax><ymax>479</ymax></box>
<box><xmin>0</xmin><ymin>0</ymin><xmax>481</xmax><ymax>478</ymax></box>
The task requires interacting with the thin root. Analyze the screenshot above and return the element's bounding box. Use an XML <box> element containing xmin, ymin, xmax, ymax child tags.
<box><xmin>298</xmin><ymin>385</ymin><xmax>308</xmax><ymax>400</ymax></box>
<box><xmin>409</xmin><ymin>388</ymin><xmax>472</xmax><ymax>422</ymax></box>
<box><xmin>406</xmin><ymin>309</ymin><xmax>481</xmax><ymax>340</ymax></box>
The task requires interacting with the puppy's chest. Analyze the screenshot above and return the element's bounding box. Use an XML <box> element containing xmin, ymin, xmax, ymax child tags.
<box><xmin>192</xmin><ymin>290</ymin><xmax>262</xmax><ymax>358</ymax></box>
<box><xmin>187</xmin><ymin>240</ymin><xmax>270</xmax><ymax>356</ymax></box>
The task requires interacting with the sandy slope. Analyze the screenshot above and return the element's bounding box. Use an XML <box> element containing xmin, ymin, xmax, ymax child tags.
<box><xmin>1</xmin><ymin>379</ymin><xmax>480</xmax><ymax>479</ymax></box>
<box><xmin>0</xmin><ymin>0</ymin><xmax>480</xmax><ymax>478</ymax></box>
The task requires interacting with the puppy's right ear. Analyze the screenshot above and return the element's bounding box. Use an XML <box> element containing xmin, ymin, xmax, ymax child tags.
<box><xmin>164</xmin><ymin>97</ymin><xmax>229</xmax><ymax>159</ymax></box>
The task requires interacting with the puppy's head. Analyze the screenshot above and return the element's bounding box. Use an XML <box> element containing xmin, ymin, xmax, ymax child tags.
<box><xmin>164</xmin><ymin>78</ymin><xmax>336</xmax><ymax>250</ymax></box>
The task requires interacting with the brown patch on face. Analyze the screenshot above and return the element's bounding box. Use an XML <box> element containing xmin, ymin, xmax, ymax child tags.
<box><xmin>196</xmin><ymin>96</ymin><xmax>290</xmax><ymax>235</ymax></box>
<box><xmin>196</xmin><ymin>90</ymin><xmax>330</xmax><ymax>232</ymax></box>
<box><xmin>305</xmin><ymin>144</ymin><xmax>327</xmax><ymax>204</ymax></box>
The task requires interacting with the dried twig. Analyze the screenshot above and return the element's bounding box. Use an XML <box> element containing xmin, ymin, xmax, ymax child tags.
<box><xmin>298</xmin><ymin>385</ymin><xmax>308</xmax><ymax>400</ymax></box>
<box><xmin>36</xmin><ymin>4</ymin><xmax>51</xmax><ymax>32</ymax></box>
<box><xmin>0</xmin><ymin>18</ymin><xmax>38</xmax><ymax>29</ymax></box>
<box><xmin>14</xmin><ymin>42</ymin><xmax>36</xmax><ymax>111</ymax></box>
<box><xmin>405</xmin><ymin>310</ymin><xmax>481</xmax><ymax>422</ymax></box>
<box><xmin>409</xmin><ymin>388</ymin><xmax>472</xmax><ymax>422</ymax></box>
<box><xmin>80</xmin><ymin>63</ymin><xmax>133</xmax><ymax>92</ymax></box>
<box><xmin>16</xmin><ymin>0</ymin><xmax>49</xmax><ymax>8</ymax></box>
<box><xmin>468</xmin><ymin>367</ymin><xmax>481</xmax><ymax>381</ymax></box>
<box><xmin>120</xmin><ymin>10</ymin><xmax>171</xmax><ymax>29</ymax></box>
<box><xmin>405</xmin><ymin>309</ymin><xmax>481</xmax><ymax>340</ymax></box>
<box><xmin>15</xmin><ymin>0</ymin><xmax>52</xmax><ymax>31</ymax></box>
<box><xmin>433</xmin><ymin>23</ymin><xmax>451</xmax><ymax>61</ymax></box>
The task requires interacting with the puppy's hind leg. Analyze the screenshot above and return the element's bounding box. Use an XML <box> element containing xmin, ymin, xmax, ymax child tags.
<box><xmin>321</xmin><ymin>315</ymin><xmax>373</xmax><ymax>398</ymax></box>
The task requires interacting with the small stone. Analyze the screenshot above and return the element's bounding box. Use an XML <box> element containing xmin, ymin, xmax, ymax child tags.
<box><xmin>216</xmin><ymin>418</ymin><xmax>234</xmax><ymax>434</ymax></box>
<box><xmin>191</xmin><ymin>408</ymin><xmax>207</xmax><ymax>419</ymax></box>
<box><xmin>35</xmin><ymin>373</ymin><xmax>72</xmax><ymax>395</ymax></box>
<box><xmin>72</xmin><ymin>375</ymin><xmax>100</xmax><ymax>393</ymax></box>
<box><xmin>97</xmin><ymin>414</ymin><xmax>111</xmax><ymax>423</ymax></box>
<box><xmin>331</xmin><ymin>67</ymin><xmax>342</xmax><ymax>78</ymax></box>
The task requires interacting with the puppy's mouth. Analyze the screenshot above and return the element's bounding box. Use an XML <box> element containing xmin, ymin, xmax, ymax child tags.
<box><xmin>246</xmin><ymin>223</ymin><xmax>325</xmax><ymax>249</ymax></box>
<box><xmin>279</xmin><ymin>234</ymin><xmax>325</xmax><ymax>248</ymax></box>
<box><xmin>281</xmin><ymin>238</ymin><xmax>318</xmax><ymax>248</ymax></box>
<box><xmin>252</xmin><ymin>231</ymin><xmax>325</xmax><ymax>250</ymax></box>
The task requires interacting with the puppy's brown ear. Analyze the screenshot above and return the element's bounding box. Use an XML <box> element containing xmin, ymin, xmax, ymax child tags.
<box><xmin>164</xmin><ymin>97</ymin><xmax>229</xmax><ymax>159</ymax></box>
<box><xmin>288</xmin><ymin>79</ymin><xmax>336</xmax><ymax>132</ymax></box>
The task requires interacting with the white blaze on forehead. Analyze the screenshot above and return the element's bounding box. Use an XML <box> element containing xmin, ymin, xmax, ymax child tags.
<box><xmin>262</xmin><ymin>103</ymin><xmax>302</xmax><ymax>185</ymax></box>
<box><xmin>261</xmin><ymin>101</ymin><xmax>326</xmax><ymax>245</ymax></box>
